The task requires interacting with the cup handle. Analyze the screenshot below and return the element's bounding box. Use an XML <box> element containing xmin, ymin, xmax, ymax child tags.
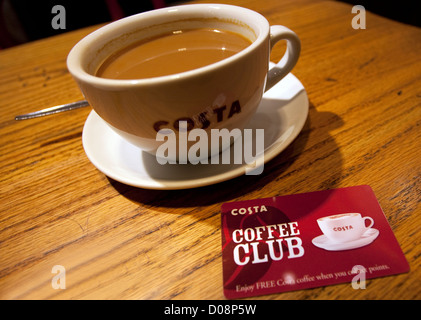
<box><xmin>363</xmin><ymin>216</ymin><xmax>374</xmax><ymax>229</ymax></box>
<box><xmin>265</xmin><ymin>25</ymin><xmax>301</xmax><ymax>92</ymax></box>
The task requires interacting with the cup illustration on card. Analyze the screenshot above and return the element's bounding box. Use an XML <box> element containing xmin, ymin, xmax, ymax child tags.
<box><xmin>312</xmin><ymin>213</ymin><xmax>379</xmax><ymax>251</ymax></box>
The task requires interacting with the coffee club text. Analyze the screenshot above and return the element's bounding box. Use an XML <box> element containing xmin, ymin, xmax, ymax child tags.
<box><xmin>232</xmin><ymin>221</ymin><xmax>304</xmax><ymax>266</ymax></box>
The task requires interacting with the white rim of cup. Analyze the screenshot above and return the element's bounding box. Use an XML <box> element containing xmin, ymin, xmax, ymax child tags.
<box><xmin>66</xmin><ymin>4</ymin><xmax>270</xmax><ymax>89</ymax></box>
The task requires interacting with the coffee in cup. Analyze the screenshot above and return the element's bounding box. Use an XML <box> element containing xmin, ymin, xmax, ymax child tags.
<box><xmin>317</xmin><ymin>213</ymin><xmax>374</xmax><ymax>243</ymax></box>
<box><xmin>96</xmin><ymin>28</ymin><xmax>252</xmax><ymax>79</ymax></box>
<box><xmin>67</xmin><ymin>4</ymin><xmax>301</xmax><ymax>161</ymax></box>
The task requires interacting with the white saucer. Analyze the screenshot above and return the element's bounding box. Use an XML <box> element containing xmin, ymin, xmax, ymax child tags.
<box><xmin>82</xmin><ymin>72</ymin><xmax>309</xmax><ymax>190</ymax></box>
<box><xmin>312</xmin><ymin>228</ymin><xmax>380</xmax><ymax>251</ymax></box>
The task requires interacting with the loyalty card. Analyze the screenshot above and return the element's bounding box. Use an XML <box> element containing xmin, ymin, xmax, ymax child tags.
<box><xmin>221</xmin><ymin>185</ymin><xmax>409</xmax><ymax>299</ymax></box>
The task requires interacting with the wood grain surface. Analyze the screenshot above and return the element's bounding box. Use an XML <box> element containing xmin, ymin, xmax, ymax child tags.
<box><xmin>0</xmin><ymin>0</ymin><xmax>420</xmax><ymax>299</ymax></box>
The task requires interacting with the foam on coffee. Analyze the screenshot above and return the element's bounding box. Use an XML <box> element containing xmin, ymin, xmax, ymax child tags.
<box><xmin>318</xmin><ymin>213</ymin><xmax>359</xmax><ymax>221</ymax></box>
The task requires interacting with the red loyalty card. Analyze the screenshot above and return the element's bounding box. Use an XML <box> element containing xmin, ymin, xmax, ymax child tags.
<box><xmin>221</xmin><ymin>185</ymin><xmax>409</xmax><ymax>299</ymax></box>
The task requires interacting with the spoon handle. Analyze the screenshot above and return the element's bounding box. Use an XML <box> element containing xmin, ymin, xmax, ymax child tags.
<box><xmin>15</xmin><ymin>100</ymin><xmax>90</xmax><ymax>120</ymax></box>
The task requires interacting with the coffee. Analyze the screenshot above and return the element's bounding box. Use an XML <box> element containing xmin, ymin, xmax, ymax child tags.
<box><xmin>96</xmin><ymin>28</ymin><xmax>252</xmax><ymax>79</ymax></box>
<box><xmin>319</xmin><ymin>213</ymin><xmax>359</xmax><ymax>221</ymax></box>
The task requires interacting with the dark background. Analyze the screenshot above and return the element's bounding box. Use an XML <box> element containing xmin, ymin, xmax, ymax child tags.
<box><xmin>340</xmin><ymin>0</ymin><xmax>419</xmax><ymax>28</ymax></box>
<box><xmin>0</xmin><ymin>0</ymin><xmax>182</xmax><ymax>48</ymax></box>
<box><xmin>0</xmin><ymin>0</ymin><xmax>419</xmax><ymax>49</ymax></box>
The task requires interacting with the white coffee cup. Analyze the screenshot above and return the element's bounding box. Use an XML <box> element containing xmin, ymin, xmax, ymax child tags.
<box><xmin>67</xmin><ymin>4</ymin><xmax>301</xmax><ymax>160</ymax></box>
<box><xmin>317</xmin><ymin>213</ymin><xmax>374</xmax><ymax>243</ymax></box>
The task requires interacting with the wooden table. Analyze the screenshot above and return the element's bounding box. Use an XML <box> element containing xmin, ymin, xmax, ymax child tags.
<box><xmin>1</xmin><ymin>0</ymin><xmax>420</xmax><ymax>300</ymax></box>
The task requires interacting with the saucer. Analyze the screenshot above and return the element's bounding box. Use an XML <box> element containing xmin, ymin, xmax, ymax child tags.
<box><xmin>312</xmin><ymin>228</ymin><xmax>380</xmax><ymax>251</ymax></box>
<box><xmin>82</xmin><ymin>72</ymin><xmax>309</xmax><ymax>190</ymax></box>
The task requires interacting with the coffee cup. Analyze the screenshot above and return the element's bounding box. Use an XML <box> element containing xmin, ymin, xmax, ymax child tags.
<box><xmin>317</xmin><ymin>213</ymin><xmax>374</xmax><ymax>243</ymax></box>
<box><xmin>67</xmin><ymin>4</ymin><xmax>301</xmax><ymax>161</ymax></box>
